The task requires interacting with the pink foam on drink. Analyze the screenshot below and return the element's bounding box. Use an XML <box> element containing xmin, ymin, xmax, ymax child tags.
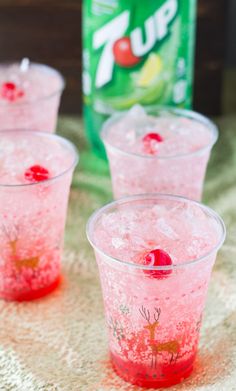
<box><xmin>102</xmin><ymin>105</ymin><xmax>218</xmax><ymax>200</ymax></box>
<box><xmin>0</xmin><ymin>62</ymin><xmax>64</xmax><ymax>132</ymax></box>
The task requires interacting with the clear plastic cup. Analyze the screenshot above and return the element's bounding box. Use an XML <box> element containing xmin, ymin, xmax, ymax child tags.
<box><xmin>102</xmin><ymin>107</ymin><xmax>218</xmax><ymax>200</ymax></box>
<box><xmin>87</xmin><ymin>194</ymin><xmax>226</xmax><ymax>388</ymax></box>
<box><xmin>0</xmin><ymin>130</ymin><xmax>78</xmax><ymax>301</ymax></box>
<box><xmin>0</xmin><ymin>62</ymin><xmax>65</xmax><ymax>132</ymax></box>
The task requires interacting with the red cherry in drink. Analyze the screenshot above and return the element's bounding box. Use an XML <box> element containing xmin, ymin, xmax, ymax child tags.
<box><xmin>142</xmin><ymin>132</ymin><xmax>163</xmax><ymax>155</ymax></box>
<box><xmin>2</xmin><ymin>82</ymin><xmax>16</xmax><ymax>91</ymax></box>
<box><xmin>144</xmin><ymin>249</ymin><xmax>172</xmax><ymax>278</ymax></box>
<box><xmin>24</xmin><ymin>165</ymin><xmax>50</xmax><ymax>183</ymax></box>
<box><xmin>1</xmin><ymin>82</ymin><xmax>24</xmax><ymax>101</ymax></box>
<box><xmin>113</xmin><ymin>37</ymin><xmax>141</xmax><ymax>67</ymax></box>
<box><xmin>1</xmin><ymin>82</ymin><xmax>16</xmax><ymax>101</ymax></box>
<box><xmin>143</xmin><ymin>133</ymin><xmax>163</xmax><ymax>143</ymax></box>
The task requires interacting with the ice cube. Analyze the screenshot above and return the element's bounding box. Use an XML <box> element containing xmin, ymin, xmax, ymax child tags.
<box><xmin>0</xmin><ymin>139</ymin><xmax>15</xmax><ymax>155</ymax></box>
<box><xmin>152</xmin><ymin>205</ymin><xmax>167</xmax><ymax>217</ymax></box>
<box><xmin>128</xmin><ymin>104</ymin><xmax>147</xmax><ymax>119</ymax></box>
<box><xmin>125</xmin><ymin>128</ymin><xmax>136</xmax><ymax>144</ymax></box>
<box><xmin>130</xmin><ymin>234</ymin><xmax>147</xmax><ymax>250</ymax></box>
<box><xmin>101</xmin><ymin>212</ymin><xmax>117</xmax><ymax>231</ymax></box>
<box><xmin>112</xmin><ymin>237</ymin><xmax>126</xmax><ymax>249</ymax></box>
<box><xmin>157</xmin><ymin>217</ymin><xmax>179</xmax><ymax>240</ymax></box>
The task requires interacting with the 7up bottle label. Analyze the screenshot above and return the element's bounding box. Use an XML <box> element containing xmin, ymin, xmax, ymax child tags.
<box><xmin>83</xmin><ymin>0</ymin><xmax>197</xmax><ymax>158</ymax></box>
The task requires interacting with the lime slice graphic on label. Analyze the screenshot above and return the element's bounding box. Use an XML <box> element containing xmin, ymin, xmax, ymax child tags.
<box><xmin>105</xmin><ymin>74</ymin><xmax>166</xmax><ymax>110</ymax></box>
<box><xmin>136</xmin><ymin>53</ymin><xmax>163</xmax><ymax>88</ymax></box>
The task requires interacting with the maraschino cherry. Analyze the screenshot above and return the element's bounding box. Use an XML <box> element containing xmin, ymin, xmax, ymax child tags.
<box><xmin>142</xmin><ymin>132</ymin><xmax>163</xmax><ymax>155</ymax></box>
<box><xmin>144</xmin><ymin>248</ymin><xmax>172</xmax><ymax>278</ymax></box>
<box><xmin>0</xmin><ymin>82</ymin><xmax>24</xmax><ymax>102</ymax></box>
<box><xmin>24</xmin><ymin>165</ymin><xmax>50</xmax><ymax>183</ymax></box>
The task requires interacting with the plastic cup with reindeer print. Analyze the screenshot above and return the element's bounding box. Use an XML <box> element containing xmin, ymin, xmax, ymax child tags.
<box><xmin>87</xmin><ymin>194</ymin><xmax>225</xmax><ymax>388</ymax></box>
<box><xmin>0</xmin><ymin>130</ymin><xmax>78</xmax><ymax>301</ymax></box>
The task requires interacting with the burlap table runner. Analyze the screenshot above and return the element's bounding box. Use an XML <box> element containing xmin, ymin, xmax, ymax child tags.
<box><xmin>0</xmin><ymin>116</ymin><xmax>235</xmax><ymax>391</ymax></box>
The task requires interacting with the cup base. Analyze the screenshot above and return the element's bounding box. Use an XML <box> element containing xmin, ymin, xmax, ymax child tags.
<box><xmin>0</xmin><ymin>275</ymin><xmax>61</xmax><ymax>302</ymax></box>
<box><xmin>111</xmin><ymin>351</ymin><xmax>194</xmax><ymax>388</ymax></box>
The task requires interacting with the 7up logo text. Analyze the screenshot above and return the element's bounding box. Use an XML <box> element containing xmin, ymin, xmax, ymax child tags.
<box><xmin>93</xmin><ymin>0</ymin><xmax>178</xmax><ymax>88</ymax></box>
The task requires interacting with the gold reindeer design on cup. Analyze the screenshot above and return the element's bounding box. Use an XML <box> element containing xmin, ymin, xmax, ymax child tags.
<box><xmin>139</xmin><ymin>305</ymin><xmax>180</xmax><ymax>368</ymax></box>
<box><xmin>2</xmin><ymin>223</ymin><xmax>40</xmax><ymax>269</ymax></box>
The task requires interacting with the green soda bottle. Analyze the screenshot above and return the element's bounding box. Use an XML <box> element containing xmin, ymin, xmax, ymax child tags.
<box><xmin>82</xmin><ymin>0</ymin><xmax>197</xmax><ymax>158</ymax></box>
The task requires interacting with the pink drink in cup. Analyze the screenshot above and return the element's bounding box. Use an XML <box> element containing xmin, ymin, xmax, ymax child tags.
<box><xmin>87</xmin><ymin>194</ymin><xmax>225</xmax><ymax>388</ymax></box>
<box><xmin>0</xmin><ymin>130</ymin><xmax>78</xmax><ymax>301</ymax></box>
<box><xmin>102</xmin><ymin>105</ymin><xmax>218</xmax><ymax>200</ymax></box>
<box><xmin>0</xmin><ymin>59</ymin><xmax>65</xmax><ymax>132</ymax></box>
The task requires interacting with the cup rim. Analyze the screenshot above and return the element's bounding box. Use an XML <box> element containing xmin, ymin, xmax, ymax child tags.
<box><xmin>86</xmin><ymin>193</ymin><xmax>226</xmax><ymax>271</ymax></box>
<box><xmin>0</xmin><ymin>129</ymin><xmax>79</xmax><ymax>188</ymax></box>
<box><xmin>101</xmin><ymin>106</ymin><xmax>219</xmax><ymax>160</ymax></box>
<box><xmin>0</xmin><ymin>62</ymin><xmax>65</xmax><ymax>106</ymax></box>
